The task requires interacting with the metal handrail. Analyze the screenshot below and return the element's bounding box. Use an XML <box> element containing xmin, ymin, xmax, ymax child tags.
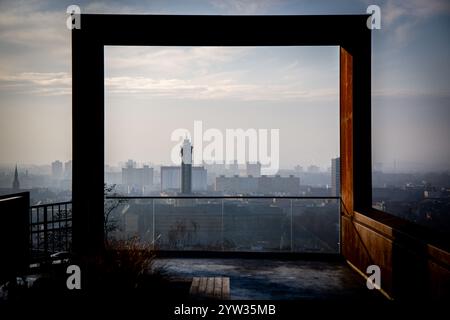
<box><xmin>106</xmin><ymin>196</ymin><xmax>339</xmax><ymax>199</ymax></box>
<box><xmin>30</xmin><ymin>200</ymin><xmax>72</xmax><ymax>208</ymax></box>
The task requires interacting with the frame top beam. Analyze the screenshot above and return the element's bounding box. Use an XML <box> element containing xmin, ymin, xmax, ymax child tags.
<box><xmin>74</xmin><ymin>14</ymin><xmax>370</xmax><ymax>48</ymax></box>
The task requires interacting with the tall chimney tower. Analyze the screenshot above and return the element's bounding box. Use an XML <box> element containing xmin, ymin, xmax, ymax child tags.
<box><xmin>180</xmin><ymin>138</ymin><xmax>193</xmax><ymax>194</ymax></box>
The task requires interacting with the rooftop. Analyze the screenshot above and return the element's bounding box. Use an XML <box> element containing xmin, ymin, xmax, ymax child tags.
<box><xmin>157</xmin><ymin>258</ymin><xmax>386</xmax><ymax>301</ymax></box>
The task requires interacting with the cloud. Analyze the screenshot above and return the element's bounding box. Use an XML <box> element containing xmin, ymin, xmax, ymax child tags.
<box><xmin>0</xmin><ymin>41</ymin><xmax>339</xmax><ymax>101</ymax></box>
<box><xmin>6</xmin><ymin>71</ymin><xmax>447</xmax><ymax>101</ymax></box>
<box><xmin>0</xmin><ymin>6</ymin><xmax>69</xmax><ymax>48</ymax></box>
<box><xmin>384</xmin><ymin>0</ymin><xmax>450</xmax><ymax>25</ymax></box>
<box><xmin>0</xmin><ymin>68</ymin><xmax>338</xmax><ymax>101</ymax></box>
<box><xmin>372</xmin><ymin>88</ymin><xmax>450</xmax><ymax>98</ymax></box>
<box><xmin>208</xmin><ymin>0</ymin><xmax>282</xmax><ymax>14</ymax></box>
<box><xmin>105</xmin><ymin>46</ymin><xmax>250</xmax><ymax>77</ymax></box>
<box><xmin>0</xmin><ymin>72</ymin><xmax>71</xmax><ymax>96</ymax></box>
<box><xmin>105</xmin><ymin>75</ymin><xmax>337</xmax><ymax>102</ymax></box>
<box><xmin>83</xmin><ymin>1</ymin><xmax>147</xmax><ymax>14</ymax></box>
<box><xmin>104</xmin><ymin>45</ymin><xmax>339</xmax><ymax>102</ymax></box>
<box><xmin>0</xmin><ymin>1</ymin><xmax>71</xmax><ymax>75</ymax></box>
<box><xmin>381</xmin><ymin>0</ymin><xmax>450</xmax><ymax>44</ymax></box>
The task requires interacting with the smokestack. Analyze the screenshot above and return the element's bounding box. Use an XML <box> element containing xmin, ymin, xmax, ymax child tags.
<box><xmin>180</xmin><ymin>138</ymin><xmax>192</xmax><ymax>194</ymax></box>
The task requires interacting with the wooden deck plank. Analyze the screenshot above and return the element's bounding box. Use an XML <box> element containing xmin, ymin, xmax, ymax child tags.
<box><xmin>213</xmin><ymin>277</ymin><xmax>222</xmax><ymax>298</ymax></box>
<box><xmin>190</xmin><ymin>276</ymin><xmax>230</xmax><ymax>300</ymax></box>
<box><xmin>199</xmin><ymin>277</ymin><xmax>207</xmax><ymax>295</ymax></box>
<box><xmin>189</xmin><ymin>277</ymin><xmax>200</xmax><ymax>295</ymax></box>
<box><xmin>221</xmin><ymin>277</ymin><xmax>230</xmax><ymax>299</ymax></box>
<box><xmin>206</xmin><ymin>277</ymin><xmax>215</xmax><ymax>297</ymax></box>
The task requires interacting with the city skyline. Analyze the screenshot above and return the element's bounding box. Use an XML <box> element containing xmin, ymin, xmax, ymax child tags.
<box><xmin>3</xmin><ymin>156</ymin><xmax>450</xmax><ymax>174</ymax></box>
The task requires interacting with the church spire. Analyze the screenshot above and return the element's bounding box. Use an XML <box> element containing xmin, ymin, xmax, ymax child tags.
<box><xmin>12</xmin><ymin>164</ymin><xmax>20</xmax><ymax>191</ymax></box>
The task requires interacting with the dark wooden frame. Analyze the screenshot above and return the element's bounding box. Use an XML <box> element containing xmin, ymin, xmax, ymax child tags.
<box><xmin>72</xmin><ymin>14</ymin><xmax>371</xmax><ymax>255</ymax></box>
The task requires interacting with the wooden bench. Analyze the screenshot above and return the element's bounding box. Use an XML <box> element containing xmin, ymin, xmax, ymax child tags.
<box><xmin>189</xmin><ymin>277</ymin><xmax>230</xmax><ymax>300</ymax></box>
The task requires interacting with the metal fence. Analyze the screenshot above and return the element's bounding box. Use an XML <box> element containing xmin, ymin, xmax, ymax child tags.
<box><xmin>105</xmin><ymin>196</ymin><xmax>341</xmax><ymax>254</ymax></box>
<box><xmin>28</xmin><ymin>196</ymin><xmax>341</xmax><ymax>256</ymax></box>
<box><xmin>29</xmin><ymin>201</ymin><xmax>72</xmax><ymax>257</ymax></box>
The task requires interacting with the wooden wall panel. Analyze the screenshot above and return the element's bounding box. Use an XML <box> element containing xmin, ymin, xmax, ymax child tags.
<box><xmin>340</xmin><ymin>47</ymin><xmax>353</xmax><ymax>215</ymax></box>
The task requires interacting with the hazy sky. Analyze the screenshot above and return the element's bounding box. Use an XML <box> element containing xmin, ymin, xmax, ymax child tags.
<box><xmin>0</xmin><ymin>0</ymin><xmax>449</xmax><ymax>172</ymax></box>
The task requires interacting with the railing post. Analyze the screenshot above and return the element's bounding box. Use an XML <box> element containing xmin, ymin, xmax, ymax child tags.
<box><xmin>152</xmin><ymin>199</ymin><xmax>155</xmax><ymax>249</ymax></box>
<box><xmin>51</xmin><ymin>204</ymin><xmax>55</xmax><ymax>252</ymax></box>
<box><xmin>43</xmin><ymin>205</ymin><xmax>48</xmax><ymax>255</ymax></box>
<box><xmin>58</xmin><ymin>204</ymin><xmax>61</xmax><ymax>252</ymax></box>
<box><xmin>65</xmin><ymin>203</ymin><xmax>69</xmax><ymax>250</ymax></box>
<box><xmin>29</xmin><ymin>207</ymin><xmax>32</xmax><ymax>254</ymax></box>
<box><xmin>290</xmin><ymin>199</ymin><xmax>293</xmax><ymax>252</ymax></box>
<box><xmin>221</xmin><ymin>199</ymin><xmax>224</xmax><ymax>251</ymax></box>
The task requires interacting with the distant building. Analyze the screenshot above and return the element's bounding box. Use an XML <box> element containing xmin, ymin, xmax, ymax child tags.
<box><xmin>122</xmin><ymin>165</ymin><xmax>154</xmax><ymax>191</ymax></box>
<box><xmin>259</xmin><ymin>175</ymin><xmax>299</xmax><ymax>194</ymax></box>
<box><xmin>203</xmin><ymin>162</ymin><xmax>227</xmax><ymax>175</ymax></box>
<box><xmin>246</xmin><ymin>162</ymin><xmax>261</xmax><ymax>177</ymax></box>
<box><xmin>51</xmin><ymin>160</ymin><xmax>63</xmax><ymax>179</ymax></box>
<box><xmin>181</xmin><ymin>138</ymin><xmax>193</xmax><ymax>194</ymax></box>
<box><xmin>105</xmin><ymin>171</ymin><xmax>122</xmax><ymax>185</ymax></box>
<box><xmin>192</xmin><ymin>166</ymin><xmax>207</xmax><ymax>192</ymax></box>
<box><xmin>294</xmin><ymin>165</ymin><xmax>303</xmax><ymax>174</ymax></box>
<box><xmin>161</xmin><ymin>166</ymin><xmax>180</xmax><ymax>191</ymax></box>
<box><xmin>216</xmin><ymin>175</ymin><xmax>258</xmax><ymax>194</ymax></box>
<box><xmin>228</xmin><ymin>160</ymin><xmax>239</xmax><ymax>176</ymax></box>
<box><xmin>215</xmin><ymin>175</ymin><xmax>300</xmax><ymax>194</ymax></box>
<box><xmin>12</xmin><ymin>165</ymin><xmax>20</xmax><ymax>191</ymax></box>
<box><xmin>64</xmin><ymin>160</ymin><xmax>72</xmax><ymax>178</ymax></box>
<box><xmin>307</xmin><ymin>165</ymin><xmax>320</xmax><ymax>173</ymax></box>
<box><xmin>125</xmin><ymin>159</ymin><xmax>136</xmax><ymax>169</ymax></box>
<box><xmin>161</xmin><ymin>165</ymin><xmax>207</xmax><ymax>192</ymax></box>
<box><xmin>331</xmin><ymin>157</ymin><xmax>340</xmax><ymax>197</ymax></box>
